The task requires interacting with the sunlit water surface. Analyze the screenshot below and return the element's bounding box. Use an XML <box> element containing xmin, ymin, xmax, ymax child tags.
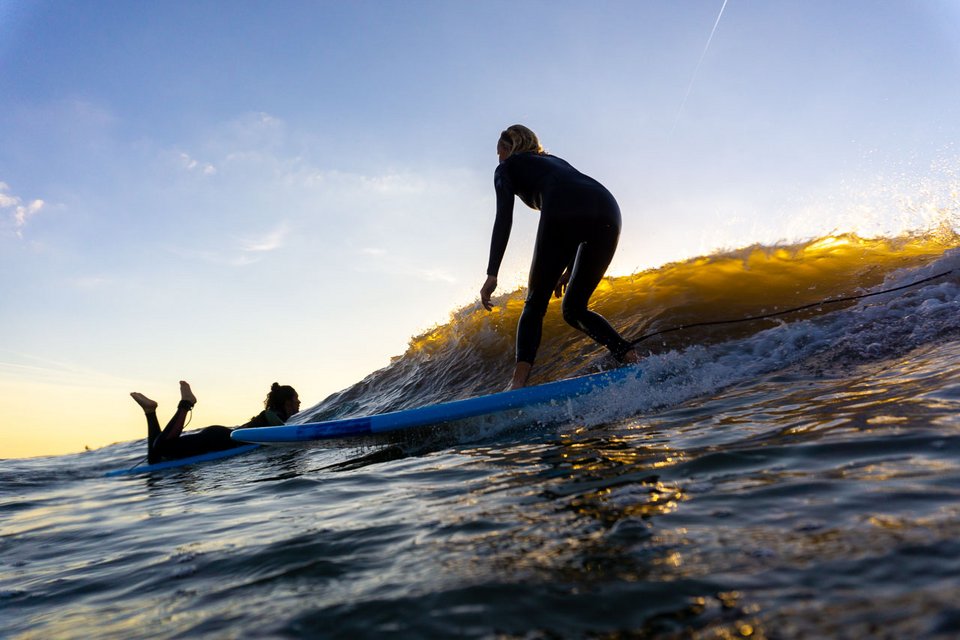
<box><xmin>5</xmin><ymin>234</ymin><xmax>960</xmax><ymax>639</ymax></box>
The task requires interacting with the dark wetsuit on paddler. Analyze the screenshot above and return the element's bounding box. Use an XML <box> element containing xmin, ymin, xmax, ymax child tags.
<box><xmin>130</xmin><ymin>381</ymin><xmax>300</xmax><ymax>464</ymax></box>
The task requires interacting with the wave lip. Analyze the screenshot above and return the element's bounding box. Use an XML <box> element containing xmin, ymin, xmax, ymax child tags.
<box><xmin>302</xmin><ymin>232</ymin><xmax>960</xmax><ymax>426</ymax></box>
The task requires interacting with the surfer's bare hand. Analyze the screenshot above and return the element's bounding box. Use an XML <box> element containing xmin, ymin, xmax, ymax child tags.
<box><xmin>554</xmin><ymin>270</ymin><xmax>570</xmax><ymax>298</ymax></box>
<box><xmin>480</xmin><ymin>275</ymin><xmax>497</xmax><ymax>311</ymax></box>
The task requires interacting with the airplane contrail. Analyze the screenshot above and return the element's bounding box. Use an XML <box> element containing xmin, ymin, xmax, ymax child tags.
<box><xmin>672</xmin><ymin>0</ymin><xmax>730</xmax><ymax>134</ymax></box>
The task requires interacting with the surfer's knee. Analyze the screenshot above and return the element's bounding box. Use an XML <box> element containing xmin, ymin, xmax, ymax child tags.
<box><xmin>523</xmin><ymin>295</ymin><xmax>550</xmax><ymax>319</ymax></box>
<box><xmin>560</xmin><ymin>298</ymin><xmax>587</xmax><ymax>329</ymax></box>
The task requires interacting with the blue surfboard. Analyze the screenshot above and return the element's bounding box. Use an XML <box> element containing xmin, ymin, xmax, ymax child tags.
<box><xmin>231</xmin><ymin>364</ymin><xmax>643</xmax><ymax>444</ymax></box>
<box><xmin>104</xmin><ymin>444</ymin><xmax>260</xmax><ymax>477</ymax></box>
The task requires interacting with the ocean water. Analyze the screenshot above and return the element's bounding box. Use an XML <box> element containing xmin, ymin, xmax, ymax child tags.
<box><xmin>5</xmin><ymin>233</ymin><xmax>960</xmax><ymax>639</ymax></box>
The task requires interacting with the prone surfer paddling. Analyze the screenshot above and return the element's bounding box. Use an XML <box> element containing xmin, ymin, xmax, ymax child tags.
<box><xmin>130</xmin><ymin>381</ymin><xmax>300</xmax><ymax>464</ymax></box>
<box><xmin>480</xmin><ymin>124</ymin><xmax>639</xmax><ymax>389</ymax></box>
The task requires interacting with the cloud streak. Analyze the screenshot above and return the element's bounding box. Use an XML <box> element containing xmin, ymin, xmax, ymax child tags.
<box><xmin>179</xmin><ymin>152</ymin><xmax>217</xmax><ymax>175</ymax></box>
<box><xmin>0</xmin><ymin>181</ymin><xmax>45</xmax><ymax>237</ymax></box>
<box><xmin>0</xmin><ymin>349</ymin><xmax>135</xmax><ymax>389</ymax></box>
<box><xmin>170</xmin><ymin>222</ymin><xmax>290</xmax><ymax>266</ymax></box>
<box><xmin>354</xmin><ymin>246</ymin><xmax>457</xmax><ymax>284</ymax></box>
<box><xmin>236</xmin><ymin>223</ymin><xmax>288</xmax><ymax>253</ymax></box>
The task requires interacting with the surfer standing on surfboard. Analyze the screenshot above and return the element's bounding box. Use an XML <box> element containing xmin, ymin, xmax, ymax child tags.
<box><xmin>480</xmin><ymin>124</ymin><xmax>639</xmax><ymax>389</ymax></box>
<box><xmin>130</xmin><ymin>381</ymin><xmax>300</xmax><ymax>463</ymax></box>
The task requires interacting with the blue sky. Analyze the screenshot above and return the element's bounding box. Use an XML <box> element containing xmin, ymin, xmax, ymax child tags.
<box><xmin>2</xmin><ymin>0</ymin><xmax>959</xmax><ymax>457</ymax></box>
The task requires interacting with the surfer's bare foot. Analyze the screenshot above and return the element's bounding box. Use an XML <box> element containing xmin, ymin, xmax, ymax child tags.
<box><xmin>130</xmin><ymin>392</ymin><xmax>158</xmax><ymax>413</ymax></box>
<box><xmin>507</xmin><ymin>362</ymin><xmax>532</xmax><ymax>390</ymax></box>
<box><xmin>621</xmin><ymin>348</ymin><xmax>640</xmax><ymax>364</ymax></box>
<box><xmin>179</xmin><ymin>380</ymin><xmax>197</xmax><ymax>406</ymax></box>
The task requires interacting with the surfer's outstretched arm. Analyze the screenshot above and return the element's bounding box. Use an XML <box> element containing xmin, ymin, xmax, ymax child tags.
<box><xmin>480</xmin><ymin>275</ymin><xmax>497</xmax><ymax>311</ymax></box>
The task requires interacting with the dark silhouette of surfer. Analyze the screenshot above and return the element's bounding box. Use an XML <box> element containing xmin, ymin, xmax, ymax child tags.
<box><xmin>480</xmin><ymin>124</ymin><xmax>639</xmax><ymax>389</ymax></box>
<box><xmin>130</xmin><ymin>380</ymin><xmax>300</xmax><ymax>463</ymax></box>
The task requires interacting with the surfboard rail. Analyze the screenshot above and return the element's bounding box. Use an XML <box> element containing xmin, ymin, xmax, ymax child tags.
<box><xmin>232</xmin><ymin>365</ymin><xmax>642</xmax><ymax>444</ymax></box>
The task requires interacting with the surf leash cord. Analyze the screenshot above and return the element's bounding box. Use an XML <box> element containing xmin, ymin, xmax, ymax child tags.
<box><xmin>630</xmin><ymin>268</ymin><xmax>957</xmax><ymax>345</ymax></box>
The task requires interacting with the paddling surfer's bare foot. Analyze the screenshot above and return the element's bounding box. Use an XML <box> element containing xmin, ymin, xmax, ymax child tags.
<box><xmin>622</xmin><ymin>349</ymin><xmax>640</xmax><ymax>364</ymax></box>
<box><xmin>130</xmin><ymin>392</ymin><xmax>158</xmax><ymax>413</ymax></box>
<box><xmin>179</xmin><ymin>380</ymin><xmax>197</xmax><ymax>406</ymax></box>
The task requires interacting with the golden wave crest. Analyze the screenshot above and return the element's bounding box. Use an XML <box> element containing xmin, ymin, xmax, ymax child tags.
<box><xmin>314</xmin><ymin>232</ymin><xmax>959</xmax><ymax>419</ymax></box>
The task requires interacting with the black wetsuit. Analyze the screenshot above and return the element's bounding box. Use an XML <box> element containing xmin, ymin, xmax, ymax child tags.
<box><xmin>147</xmin><ymin>403</ymin><xmax>284</xmax><ymax>464</ymax></box>
<box><xmin>488</xmin><ymin>152</ymin><xmax>633</xmax><ymax>364</ymax></box>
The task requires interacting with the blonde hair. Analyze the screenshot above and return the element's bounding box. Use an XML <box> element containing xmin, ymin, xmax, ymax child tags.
<box><xmin>498</xmin><ymin>124</ymin><xmax>544</xmax><ymax>159</ymax></box>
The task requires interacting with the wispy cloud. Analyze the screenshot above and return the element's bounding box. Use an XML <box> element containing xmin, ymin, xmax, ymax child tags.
<box><xmin>170</xmin><ymin>222</ymin><xmax>289</xmax><ymax>266</ymax></box>
<box><xmin>236</xmin><ymin>223</ymin><xmax>288</xmax><ymax>253</ymax></box>
<box><xmin>0</xmin><ymin>350</ymin><xmax>134</xmax><ymax>389</ymax></box>
<box><xmin>178</xmin><ymin>151</ymin><xmax>217</xmax><ymax>175</ymax></box>
<box><xmin>0</xmin><ymin>181</ymin><xmax>45</xmax><ymax>237</ymax></box>
<box><xmin>355</xmin><ymin>246</ymin><xmax>457</xmax><ymax>283</ymax></box>
<box><xmin>300</xmin><ymin>169</ymin><xmax>428</xmax><ymax>197</ymax></box>
<box><xmin>413</xmin><ymin>267</ymin><xmax>457</xmax><ymax>284</ymax></box>
<box><xmin>69</xmin><ymin>275</ymin><xmax>115</xmax><ymax>289</ymax></box>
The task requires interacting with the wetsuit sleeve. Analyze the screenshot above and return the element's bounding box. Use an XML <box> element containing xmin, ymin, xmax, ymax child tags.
<box><xmin>239</xmin><ymin>409</ymin><xmax>286</xmax><ymax>429</ymax></box>
<box><xmin>262</xmin><ymin>409</ymin><xmax>285</xmax><ymax>426</ymax></box>
<box><xmin>486</xmin><ymin>164</ymin><xmax>514</xmax><ymax>277</ymax></box>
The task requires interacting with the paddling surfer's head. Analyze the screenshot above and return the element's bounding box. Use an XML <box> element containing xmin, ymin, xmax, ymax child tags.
<box><xmin>265</xmin><ymin>382</ymin><xmax>300</xmax><ymax>420</ymax></box>
<box><xmin>497</xmin><ymin>124</ymin><xmax>543</xmax><ymax>163</ymax></box>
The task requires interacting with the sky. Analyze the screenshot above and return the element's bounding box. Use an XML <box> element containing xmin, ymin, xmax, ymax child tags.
<box><xmin>2</xmin><ymin>0</ymin><xmax>959</xmax><ymax>458</ymax></box>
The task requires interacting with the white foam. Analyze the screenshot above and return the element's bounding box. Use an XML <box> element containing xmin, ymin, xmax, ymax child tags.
<box><xmin>560</xmin><ymin>255</ymin><xmax>960</xmax><ymax>427</ymax></box>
